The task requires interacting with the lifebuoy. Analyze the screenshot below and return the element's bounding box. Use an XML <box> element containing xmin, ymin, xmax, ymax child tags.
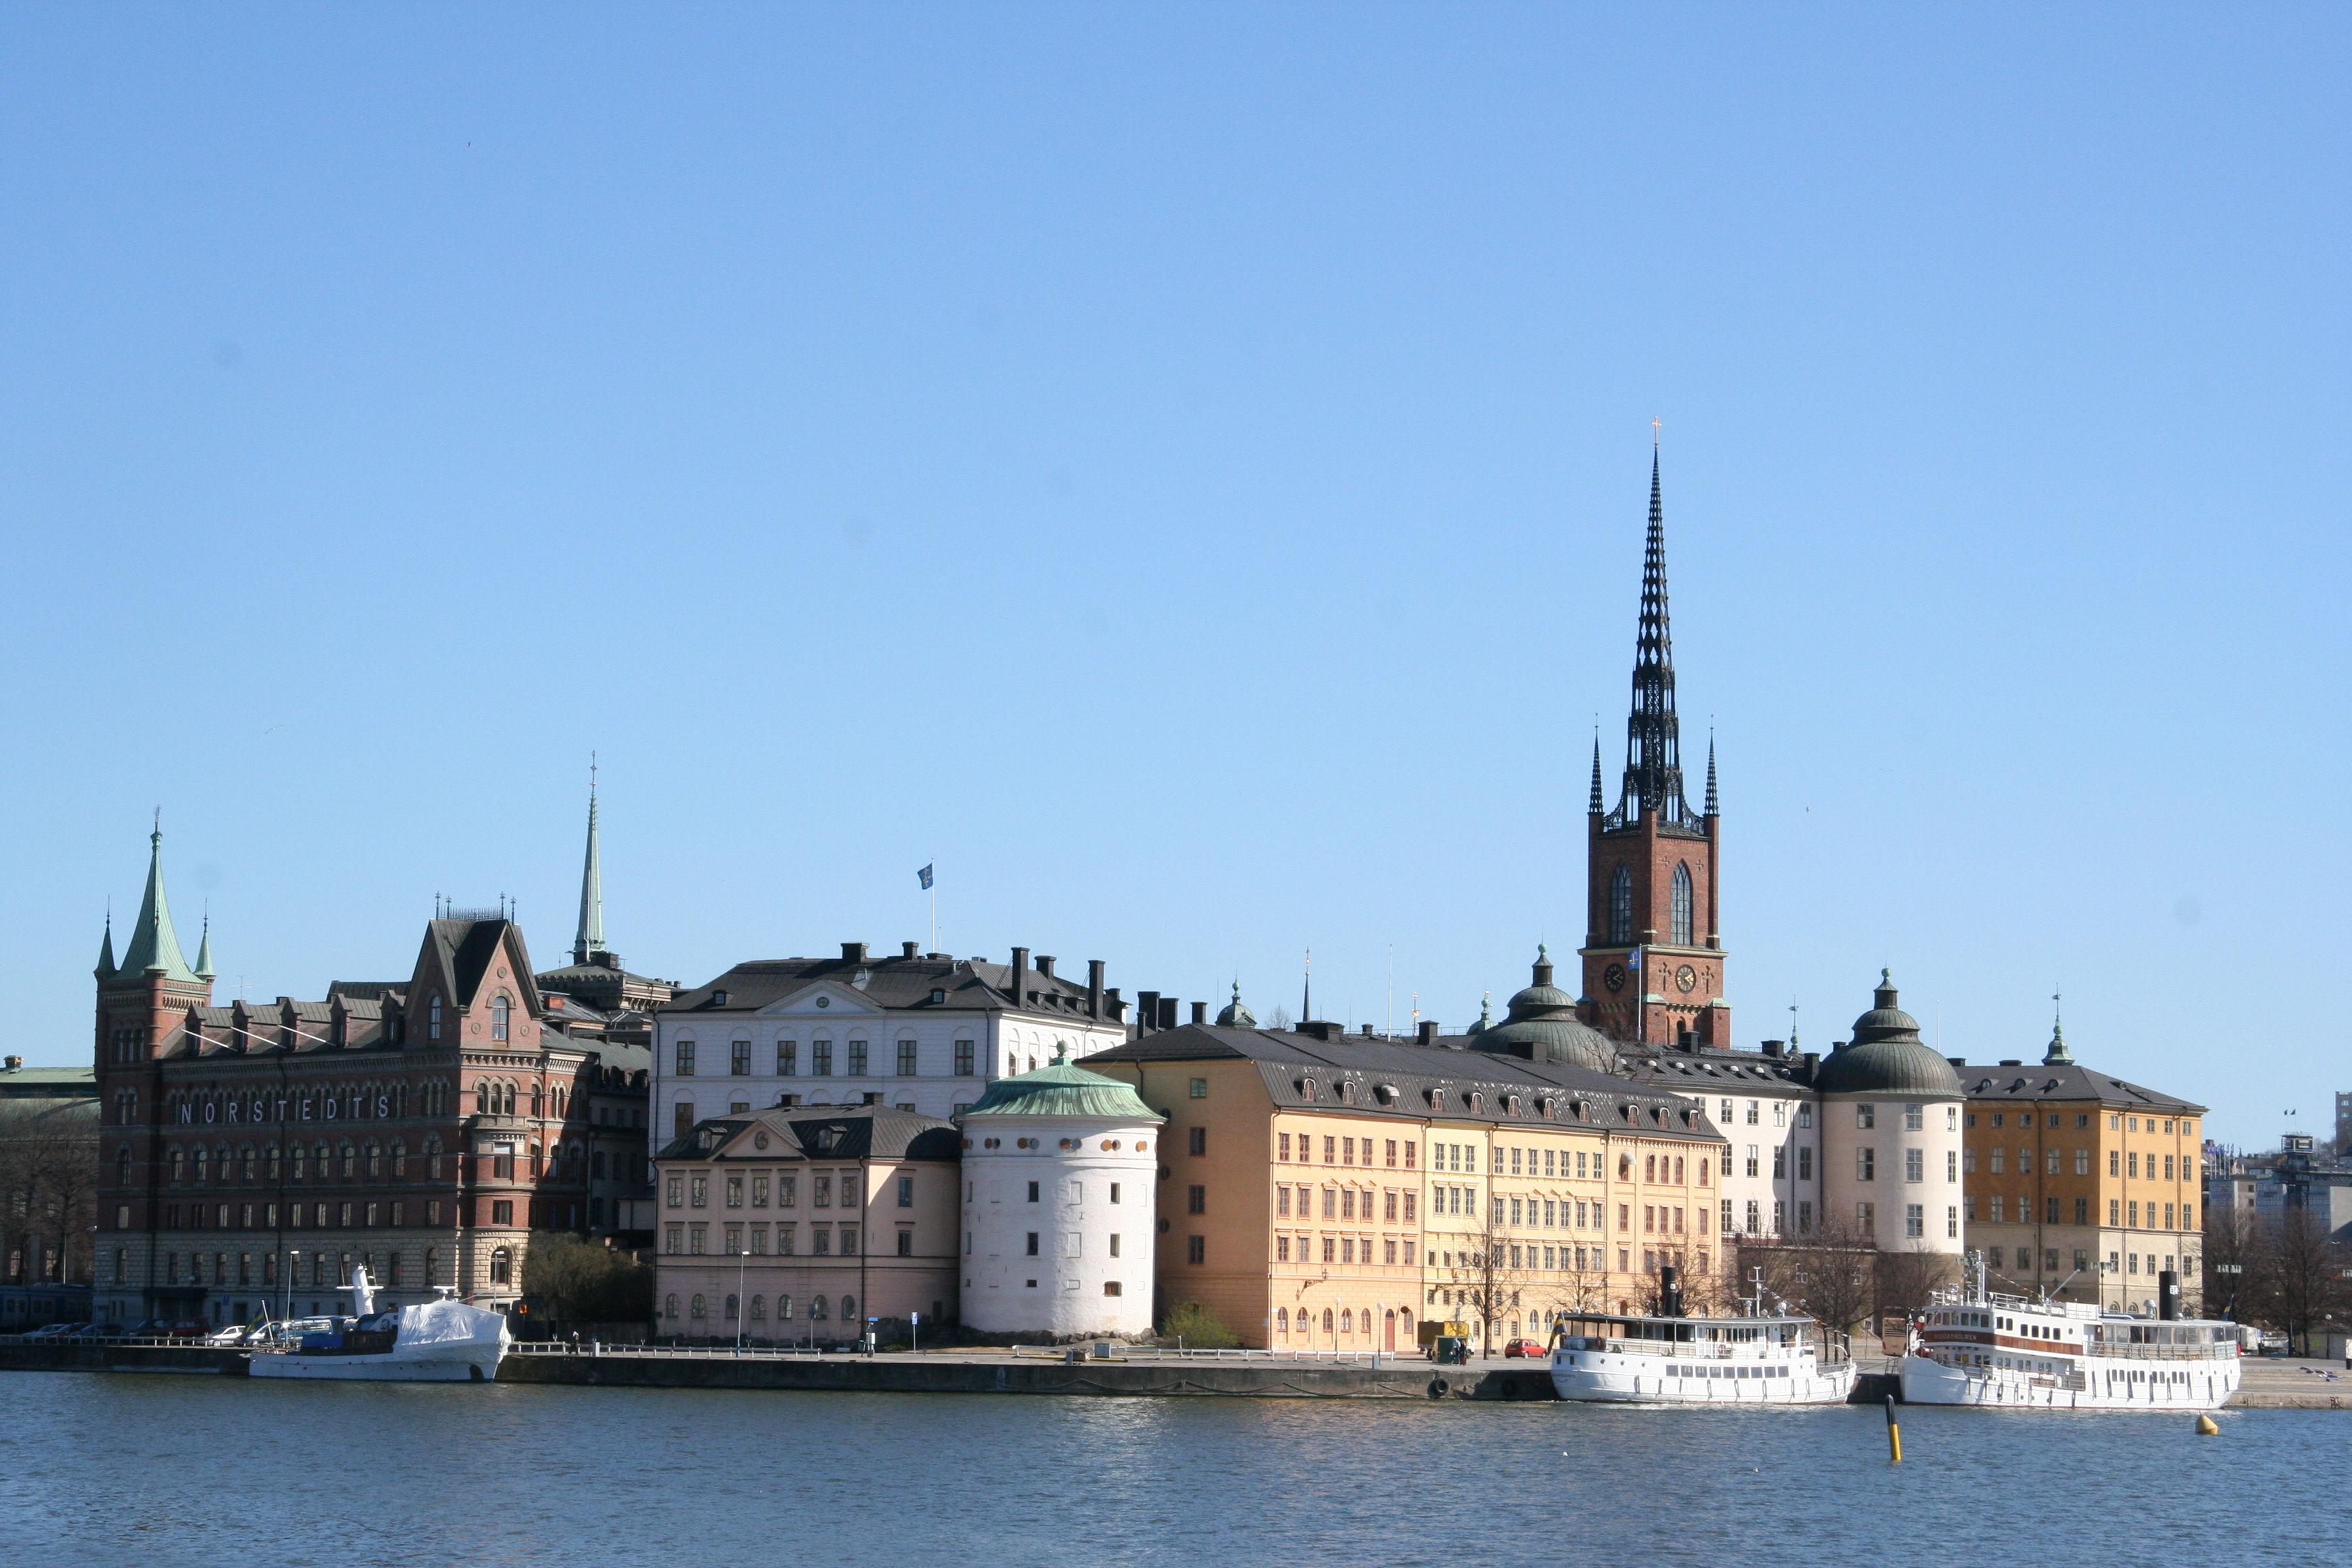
<box><xmin>1428</xmin><ymin>1377</ymin><xmax>1448</xmax><ymax>1398</ymax></box>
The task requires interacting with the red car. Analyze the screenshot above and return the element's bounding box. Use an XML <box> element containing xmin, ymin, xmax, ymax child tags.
<box><xmin>1501</xmin><ymin>1337</ymin><xmax>1548</xmax><ymax>1359</ymax></box>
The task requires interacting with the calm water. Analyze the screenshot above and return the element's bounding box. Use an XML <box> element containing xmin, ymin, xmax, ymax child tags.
<box><xmin>3</xmin><ymin>1373</ymin><xmax>2342</xmax><ymax>1567</ymax></box>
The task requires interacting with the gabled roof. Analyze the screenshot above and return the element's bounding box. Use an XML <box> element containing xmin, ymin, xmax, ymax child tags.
<box><xmin>1959</xmin><ymin>1061</ymin><xmax>2204</xmax><ymax>1113</ymax></box>
<box><xmin>1085</xmin><ymin>1026</ymin><xmax>1725</xmax><ymax>1140</ymax></box>
<box><xmin>655</xmin><ymin>1105</ymin><xmax>961</xmax><ymax>1164</ymax></box>
<box><xmin>412</xmin><ymin>919</ymin><xmax>541</xmax><ymax>1015</ymax></box>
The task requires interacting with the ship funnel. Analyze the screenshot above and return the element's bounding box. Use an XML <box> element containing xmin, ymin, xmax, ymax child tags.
<box><xmin>2157</xmin><ymin>1270</ymin><xmax>2180</xmax><ymax>1321</ymax></box>
<box><xmin>1656</xmin><ymin>1264</ymin><xmax>1683</xmax><ymax>1318</ymax></box>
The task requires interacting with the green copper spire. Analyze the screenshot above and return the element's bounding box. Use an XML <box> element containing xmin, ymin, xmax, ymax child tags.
<box><xmin>2043</xmin><ymin>988</ymin><xmax>2072</xmax><ymax>1066</ymax></box>
<box><xmin>118</xmin><ymin>817</ymin><xmax>199</xmax><ymax>984</ymax></box>
<box><xmin>193</xmin><ymin>913</ymin><xmax>215</xmax><ymax>982</ymax></box>
<box><xmin>574</xmin><ymin>758</ymin><xmax>606</xmax><ymax>965</ymax></box>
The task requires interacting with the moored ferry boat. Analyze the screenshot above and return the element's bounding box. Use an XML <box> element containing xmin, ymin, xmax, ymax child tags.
<box><xmin>248</xmin><ymin>1268</ymin><xmax>510</xmax><ymax>1383</ymax></box>
<box><xmin>1899</xmin><ymin>1257</ymin><xmax>2238</xmax><ymax>1411</ymax></box>
<box><xmin>1549</xmin><ymin>1267</ymin><xmax>1855</xmax><ymax>1405</ymax></box>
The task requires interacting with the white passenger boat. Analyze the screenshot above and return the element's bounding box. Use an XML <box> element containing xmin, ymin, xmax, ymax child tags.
<box><xmin>1549</xmin><ymin>1267</ymin><xmax>1856</xmax><ymax>1405</ymax></box>
<box><xmin>1898</xmin><ymin>1256</ymin><xmax>2238</xmax><ymax>1411</ymax></box>
<box><xmin>248</xmin><ymin>1268</ymin><xmax>510</xmax><ymax>1383</ymax></box>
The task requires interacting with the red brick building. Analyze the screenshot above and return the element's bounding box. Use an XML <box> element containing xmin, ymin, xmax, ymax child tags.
<box><xmin>93</xmin><ymin>826</ymin><xmax>610</xmax><ymax>1326</ymax></box>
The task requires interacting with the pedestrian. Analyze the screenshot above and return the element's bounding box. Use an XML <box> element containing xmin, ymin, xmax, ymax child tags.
<box><xmin>568</xmin><ymin>1330</ymin><xmax>580</xmax><ymax>1356</ymax></box>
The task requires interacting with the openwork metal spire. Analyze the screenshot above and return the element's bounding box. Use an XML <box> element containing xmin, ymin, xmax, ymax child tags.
<box><xmin>1588</xmin><ymin>732</ymin><xmax>1605</xmax><ymax>813</ymax></box>
<box><xmin>1609</xmin><ymin>450</ymin><xmax>1696</xmax><ymax>828</ymax></box>
<box><xmin>1705</xmin><ymin>733</ymin><xmax>1718</xmax><ymax>816</ymax></box>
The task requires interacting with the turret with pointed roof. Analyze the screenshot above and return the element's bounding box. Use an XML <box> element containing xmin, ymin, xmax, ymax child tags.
<box><xmin>95</xmin><ymin>915</ymin><xmax>116</xmax><ymax>981</ymax></box>
<box><xmin>119</xmin><ymin>821</ymin><xmax>199</xmax><ymax>984</ymax></box>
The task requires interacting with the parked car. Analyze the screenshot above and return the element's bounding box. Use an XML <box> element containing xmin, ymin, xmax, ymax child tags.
<box><xmin>1501</xmin><ymin>1338</ymin><xmax>1548</xmax><ymax>1359</ymax></box>
<box><xmin>156</xmin><ymin>1319</ymin><xmax>213</xmax><ymax>1340</ymax></box>
<box><xmin>207</xmin><ymin>1324</ymin><xmax>266</xmax><ymax>1345</ymax></box>
<box><xmin>23</xmin><ymin>1323</ymin><xmax>90</xmax><ymax>1341</ymax></box>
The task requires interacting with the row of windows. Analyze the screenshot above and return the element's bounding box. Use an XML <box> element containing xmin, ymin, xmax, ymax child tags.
<box><xmin>664</xmin><ymin>1291</ymin><xmax>851</xmax><ymax>1323</ymax></box>
<box><xmin>151</xmin><ymin>1196</ymin><xmax>541</xmax><ymax>1230</ymax></box>
<box><xmin>664</xmin><ymin>1222</ymin><xmax>872</xmax><ymax>1257</ymax></box>
<box><xmin>1275</xmin><ymin>1305</ymin><xmax>1415</xmax><ymax>1337</ymax></box>
<box><xmin>1970</xmin><ymin>1194</ymin><xmax>2198</xmax><ymax>1230</ymax></box>
<box><xmin>157</xmin><ymin>1139</ymin><xmax>448</xmax><ymax>1185</ymax></box>
<box><xmin>1275</xmin><ymin>1235</ymin><xmax>1417</xmax><ymax>1266</ymax></box>
<box><xmin>1968</xmin><ymin>1111</ymin><xmax>2195</xmax><ymax>1137</ymax></box>
<box><xmin>1275</xmin><ymin>1186</ymin><xmax>1418</xmax><ymax>1222</ymax></box>
<box><xmin>1850</xmin><ymin>1147</ymin><xmax>1954</xmax><ymax>1183</ymax></box>
<box><xmin>1982</xmin><ymin>1245</ymin><xmax>2184</xmax><ymax>1279</ymax></box>
<box><xmin>137</xmin><ymin>1244</ymin><xmax>486</xmax><ymax>1288</ymax></box>
<box><xmin>1277</xmin><ymin>1133</ymin><xmax>1419</xmax><ymax>1168</ymax></box>
<box><xmin>664</xmin><ymin>1169</ymin><xmax>872</xmax><ymax>1209</ymax></box>
<box><xmin>674</xmin><ymin>1040</ymin><xmax>979</xmax><ymax>1078</ymax></box>
<box><xmin>1965</xmin><ymin>1146</ymin><xmax>2193</xmax><ymax>1181</ymax></box>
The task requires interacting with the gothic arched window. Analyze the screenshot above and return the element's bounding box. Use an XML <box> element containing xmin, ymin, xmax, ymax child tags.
<box><xmin>491</xmin><ymin>994</ymin><xmax>511</xmax><ymax>1042</ymax></box>
<box><xmin>1671</xmin><ymin>862</ymin><xmax>1693</xmax><ymax>946</ymax></box>
<box><xmin>427</xmin><ymin>994</ymin><xmax>442</xmax><ymax>1041</ymax></box>
<box><xmin>489</xmin><ymin>1247</ymin><xmax>512</xmax><ymax>1286</ymax></box>
<box><xmin>1608</xmin><ymin>865</ymin><xmax>1633</xmax><ymax>945</ymax></box>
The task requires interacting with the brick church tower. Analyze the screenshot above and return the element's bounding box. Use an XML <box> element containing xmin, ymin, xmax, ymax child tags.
<box><xmin>1578</xmin><ymin>451</ymin><xmax>1728</xmax><ymax>1047</ymax></box>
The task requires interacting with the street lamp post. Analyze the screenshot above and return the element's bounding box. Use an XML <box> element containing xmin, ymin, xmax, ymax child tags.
<box><xmin>284</xmin><ymin>1251</ymin><xmax>298</xmax><ymax>1328</ymax></box>
<box><xmin>735</xmin><ymin>1250</ymin><xmax>750</xmax><ymax>1353</ymax></box>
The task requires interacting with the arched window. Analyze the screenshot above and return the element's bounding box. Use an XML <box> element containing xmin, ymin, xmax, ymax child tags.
<box><xmin>840</xmin><ymin>1295</ymin><xmax>855</xmax><ymax>1324</ymax></box>
<box><xmin>116</xmin><ymin>1145</ymin><xmax>131</xmax><ymax>1186</ymax></box>
<box><xmin>810</xmin><ymin>1295</ymin><xmax>829</xmax><ymax>1321</ymax></box>
<box><xmin>240</xmin><ymin>1145</ymin><xmax>257</xmax><ymax>1182</ymax></box>
<box><xmin>664</xmin><ymin>1293</ymin><xmax>680</xmax><ymax>1320</ymax></box>
<box><xmin>690</xmin><ymin>1293</ymin><xmax>706</xmax><ymax>1319</ymax></box>
<box><xmin>1322</xmin><ymin>1308</ymin><xmax>1335</xmax><ymax>1333</ymax></box>
<box><xmin>1340</xmin><ymin>1309</ymin><xmax>1353</xmax><ymax>1334</ymax></box>
<box><xmin>476</xmin><ymin>1081</ymin><xmax>492</xmax><ymax>1115</ymax></box>
<box><xmin>427</xmin><ymin>994</ymin><xmax>442</xmax><ymax>1041</ymax></box>
<box><xmin>778</xmin><ymin>1294</ymin><xmax>793</xmax><ymax>1321</ymax></box>
<box><xmin>725</xmin><ymin>1293</ymin><xmax>740</xmax><ymax>1321</ymax></box>
<box><xmin>1609</xmin><ymin>864</ymin><xmax>1634</xmax><ymax>944</ymax></box>
<box><xmin>390</xmin><ymin>1141</ymin><xmax>407</xmax><ymax>1177</ymax></box>
<box><xmin>340</xmin><ymin>1141</ymin><xmax>356</xmax><ymax>1177</ymax></box>
<box><xmin>491</xmin><ymin>994</ymin><xmax>511</xmax><ymax>1042</ymax></box>
<box><xmin>750</xmin><ymin>1294</ymin><xmax>766</xmax><ymax>1322</ymax></box>
<box><xmin>426</xmin><ymin>1247</ymin><xmax>441</xmax><ymax>1286</ymax></box>
<box><xmin>1276</xmin><ymin>1307</ymin><xmax>1288</xmax><ymax>1335</ymax></box>
<box><xmin>1671</xmin><ymin>862</ymin><xmax>1693</xmax><ymax>945</ymax></box>
<box><xmin>365</xmin><ymin>1141</ymin><xmax>382</xmax><ymax>1179</ymax></box>
<box><xmin>425</xmin><ymin>1138</ymin><xmax>442</xmax><ymax>1179</ymax></box>
<box><xmin>489</xmin><ymin>1248</ymin><xmax>512</xmax><ymax>1286</ymax></box>
<box><xmin>193</xmin><ymin>1145</ymin><xmax>210</xmax><ymax>1183</ymax></box>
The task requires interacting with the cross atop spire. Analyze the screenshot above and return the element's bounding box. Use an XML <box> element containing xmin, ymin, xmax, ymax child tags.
<box><xmin>1608</xmin><ymin>448</ymin><xmax>1695</xmax><ymax>828</ymax></box>
<box><xmin>573</xmin><ymin>757</ymin><xmax>607</xmax><ymax>966</ymax></box>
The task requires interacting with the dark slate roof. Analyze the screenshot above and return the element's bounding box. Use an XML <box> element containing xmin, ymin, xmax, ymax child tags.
<box><xmin>1619</xmin><ymin>1047</ymin><xmax>1811</xmax><ymax>1096</ymax></box>
<box><xmin>327</xmin><ymin>981</ymin><xmax>406</xmax><ymax>1001</ymax></box>
<box><xmin>657</xmin><ymin>1105</ymin><xmax>962</xmax><ymax>1164</ymax></box>
<box><xmin>664</xmin><ymin>952</ymin><xmax>1104</xmax><ymax>1021</ymax></box>
<box><xmin>1084</xmin><ymin>1026</ymin><xmax>1726</xmax><ymax>1141</ymax></box>
<box><xmin>1958</xmin><ymin>1062</ymin><xmax>2204</xmax><ymax>1113</ymax></box>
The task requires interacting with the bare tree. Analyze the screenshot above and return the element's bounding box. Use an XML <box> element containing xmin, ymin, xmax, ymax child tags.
<box><xmin>1739</xmin><ymin>1218</ymin><xmax>1876</xmax><ymax>1341</ymax></box>
<box><xmin>1875</xmin><ymin>1243</ymin><xmax>1958</xmax><ymax>1322</ymax></box>
<box><xmin>2249</xmin><ymin>1210</ymin><xmax>2350</xmax><ymax>1356</ymax></box>
<box><xmin>2202</xmin><ymin>1199</ymin><xmax>2259</xmax><ymax>1323</ymax></box>
<box><xmin>0</xmin><ymin>1102</ymin><xmax>99</xmax><ymax>1288</ymax></box>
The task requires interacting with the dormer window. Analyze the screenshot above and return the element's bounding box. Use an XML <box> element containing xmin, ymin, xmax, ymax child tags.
<box><xmin>930</xmin><ymin>989</ymin><xmax>947</xmax><ymax>1005</ymax></box>
<box><xmin>491</xmin><ymin>994</ymin><xmax>512</xmax><ymax>1042</ymax></box>
<box><xmin>712</xmin><ymin>990</ymin><xmax>730</xmax><ymax>1007</ymax></box>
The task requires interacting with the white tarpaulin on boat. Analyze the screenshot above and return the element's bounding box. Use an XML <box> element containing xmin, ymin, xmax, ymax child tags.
<box><xmin>395</xmin><ymin>1298</ymin><xmax>512</xmax><ymax>1352</ymax></box>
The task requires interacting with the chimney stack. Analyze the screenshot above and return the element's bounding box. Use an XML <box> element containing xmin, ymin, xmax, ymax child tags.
<box><xmin>901</xmin><ymin>941</ymin><xmax>919</xmax><ymax>960</ymax></box>
<box><xmin>841</xmin><ymin>941</ymin><xmax>869</xmax><ymax>963</ymax></box>
<box><xmin>1191</xmin><ymin>1000</ymin><xmax>1207</xmax><ymax>1026</ymax></box>
<box><xmin>1158</xmin><ymin>997</ymin><xmax>1178</xmax><ymax>1030</ymax></box>
<box><xmin>1088</xmin><ymin>960</ymin><xmax>1105</xmax><ymax>1018</ymax></box>
<box><xmin>1417</xmin><ymin>1021</ymin><xmax>1439</xmax><ymax>1047</ymax></box>
<box><xmin>1137</xmin><ymin>991</ymin><xmax>1160</xmax><ymax>1034</ymax></box>
<box><xmin>1011</xmin><ymin>947</ymin><xmax>1030</xmax><ymax>1000</ymax></box>
<box><xmin>1035</xmin><ymin>955</ymin><xmax>1056</xmax><ymax>980</ymax></box>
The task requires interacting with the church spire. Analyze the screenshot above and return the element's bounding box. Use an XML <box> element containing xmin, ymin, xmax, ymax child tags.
<box><xmin>1705</xmin><ymin>733</ymin><xmax>1718</xmax><ymax>816</ymax></box>
<box><xmin>193</xmin><ymin>911</ymin><xmax>215</xmax><ymax>982</ymax></box>
<box><xmin>573</xmin><ymin>757</ymin><xmax>606</xmax><ymax>966</ymax></box>
<box><xmin>1588</xmin><ymin>732</ymin><xmax>1605</xmax><ymax>813</ymax></box>
<box><xmin>118</xmin><ymin>814</ymin><xmax>198</xmax><ymax>983</ymax></box>
<box><xmin>1612</xmin><ymin>448</ymin><xmax>1693</xmax><ymax>826</ymax></box>
<box><xmin>1301</xmin><ymin>948</ymin><xmax>1312</xmax><ymax>1026</ymax></box>
<box><xmin>95</xmin><ymin>907</ymin><xmax>116</xmax><ymax>981</ymax></box>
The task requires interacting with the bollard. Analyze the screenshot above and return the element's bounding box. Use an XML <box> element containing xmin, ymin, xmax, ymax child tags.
<box><xmin>2194</xmin><ymin>1414</ymin><xmax>2219</xmax><ymax>1436</ymax></box>
<box><xmin>1884</xmin><ymin>1394</ymin><xmax>1902</xmax><ymax>1463</ymax></box>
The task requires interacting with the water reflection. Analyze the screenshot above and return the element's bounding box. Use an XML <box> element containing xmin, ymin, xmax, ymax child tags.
<box><xmin>0</xmin><ymin>1375</ymin><xmax>2332</xmax><ymax>1568</ymax></box>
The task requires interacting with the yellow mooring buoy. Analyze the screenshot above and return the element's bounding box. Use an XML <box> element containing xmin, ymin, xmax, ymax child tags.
<box><xmin>2195</xmin><ymin>1414</ymin><xmax>2219</xmax><ymax>1436</ymax></box>
<box><xmin>1885</xmin><ymin>1394</ymin><xmax>1903</xmax><ymax>1463</ymax></box>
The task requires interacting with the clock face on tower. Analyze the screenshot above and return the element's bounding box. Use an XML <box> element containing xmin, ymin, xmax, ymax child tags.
<box><xmin>1676</xmin><ymin>964</ymin><xmax>1697</xmax><ymax>994</ymax></box>
<box><xmin>1602</xmin><ymin>964</ymin><xmax>1627</xmax><ymax>994</ymax></box>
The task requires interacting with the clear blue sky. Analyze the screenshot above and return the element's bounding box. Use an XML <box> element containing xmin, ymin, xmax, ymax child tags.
<box><xmin>3</xmin><ymin>5</ymin><xmax>2342</xmax><ymax>1148</ymax></box>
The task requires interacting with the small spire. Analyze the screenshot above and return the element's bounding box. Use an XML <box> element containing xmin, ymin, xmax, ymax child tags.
<box><xmin>1588</xmin><ymin>732</ymin><xmax>1604</xmax><ymax>813</ymax></box>
<box><xmin>119</xmin><ymin>816</ymin><xmax>198</xmax><ymax>983</ymax></box>
<box><xmin>95</xmin><ymin>905</ymin><xmax>116</xmax><ymax>981</ymax></box>
<box><xmin>574</xmin><ymin>757</ymin><xmax>606</xmax><ymax>966</ymax></box>
<box><xmin>2044</xmin><ymin>987</ymin><xmax>2073</xmax><ymax>1066</ymax></box>
<box><xmin>1301</xmin><ymin>947</ymin><xmax>1312</xmax><ymax>1025</ymax></box>
<box><xmin>1705</xmin><ymin>732</ymin><xmax>1718</xmax><ymax>815</ymax></box>
<box><xmin>194</xmin><ymin>909</ymin><xmax>215</xmax><ymax>982</ymax></box>
<box><xmin>1477</xmin><ymin>990</ymin><xmax>1492</xmax><ymax>1029</ymax></box>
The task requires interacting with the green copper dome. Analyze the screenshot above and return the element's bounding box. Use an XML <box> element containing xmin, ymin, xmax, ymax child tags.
<box><xmin>1813</xmin><ymin>973</ymin><xmax>1962</xmax><ymax>1097</ymax></box>
<box><xmin>958</xmin><ymin>1049</ymin><xmax>1164</xmax><ymax>1122</ymax></box>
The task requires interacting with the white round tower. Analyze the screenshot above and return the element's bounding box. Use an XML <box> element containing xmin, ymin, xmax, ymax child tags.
<box><xmin>956</xmin><ymin>1047</ymin><xmax>1162</xmax><ymax>1338</ymax></box>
